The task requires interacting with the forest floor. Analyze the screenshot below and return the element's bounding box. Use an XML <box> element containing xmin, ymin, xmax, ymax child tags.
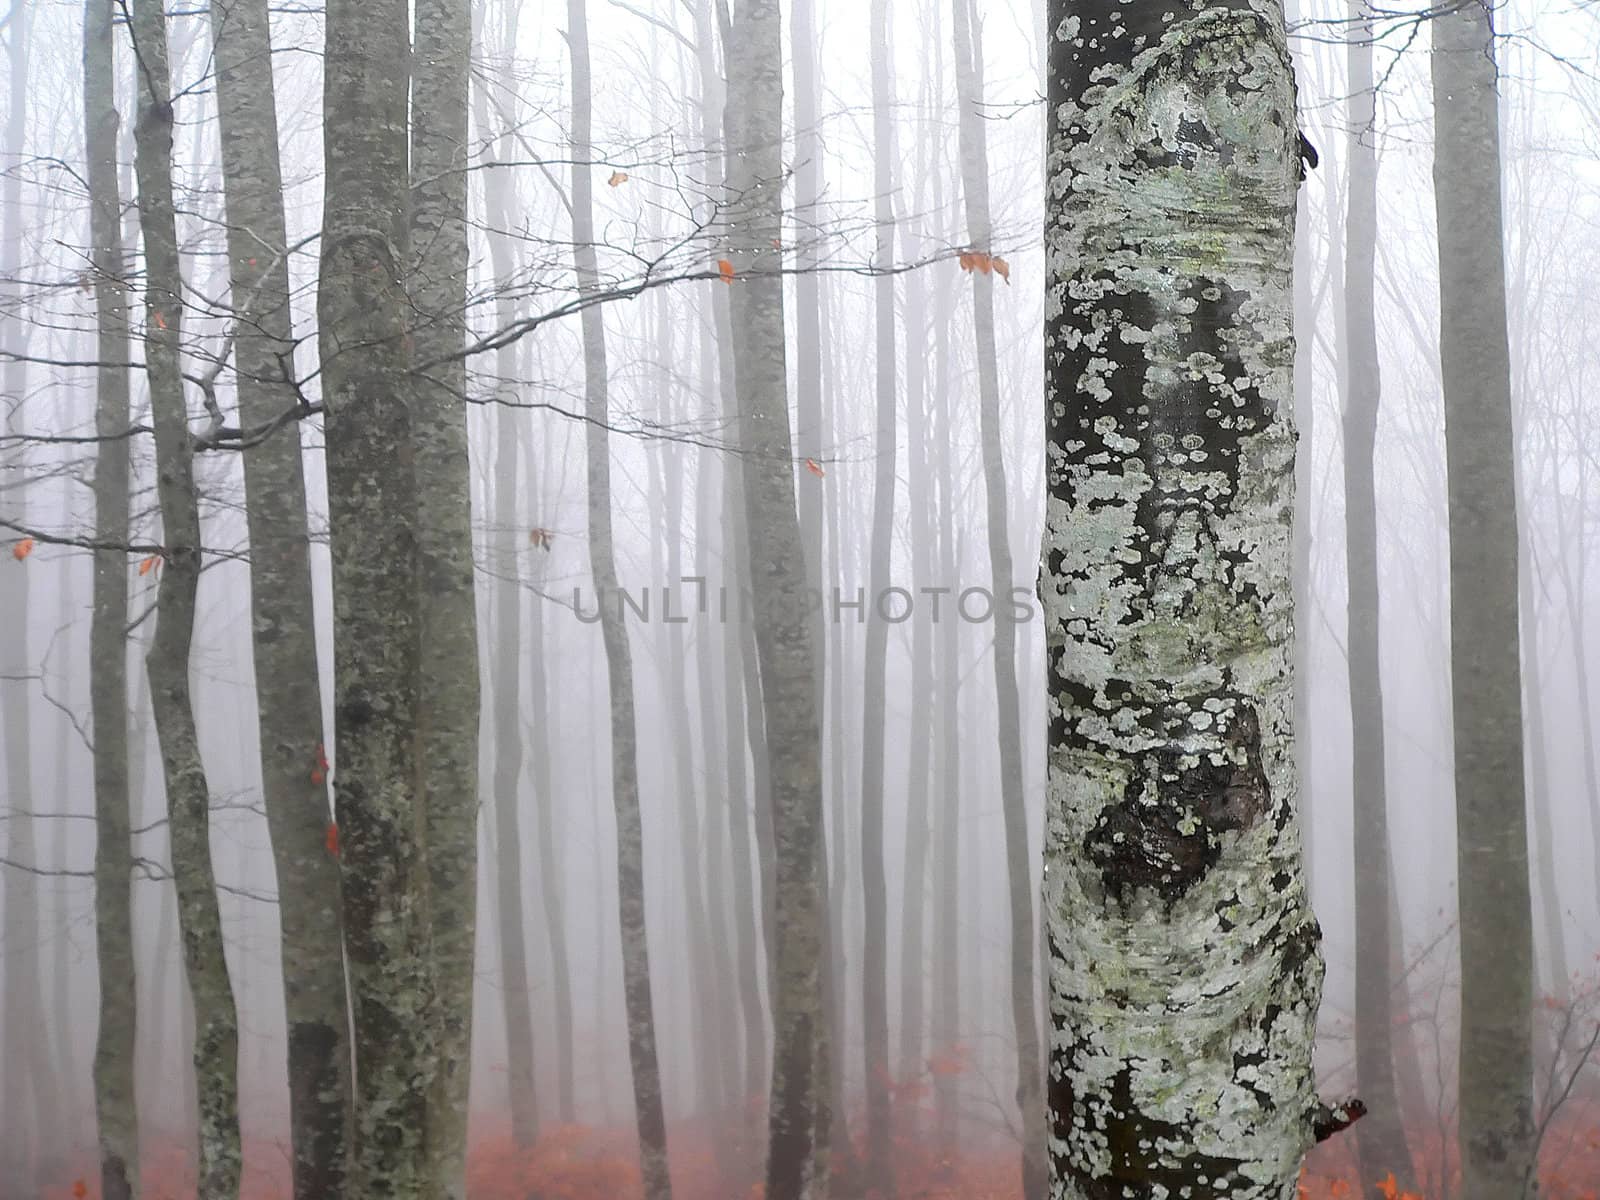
<box><xmin>31</xmin><ymin>1097</ymin><xmax>1600</xmax><ymax>1199</ymax></box>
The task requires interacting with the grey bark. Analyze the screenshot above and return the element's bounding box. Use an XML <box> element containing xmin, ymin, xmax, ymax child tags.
<box><xmin>490</xmin><ymin>349</ymin><xmax>539</xmax><ymax>1146</ymax></box>
<box><xmin>859</xmin><ymin>0</ymin><xmax>897</xmax><ymax>1184</ymax></box>
<box><xmin>930</xmin><ymin>182</ymin><xmax>963</xmax><ymax>1154</ymax></box>
<box><xmin>951</xmin><ymin>1</ymin><xmax>1046</xmax><ymax>1192</ymax></box>
<box><xmin>84</xmin><ymin>4</ymin><xmax>139</xmax><ymax>1192</ymax></box>
<box><xmin>1430</xmin><ymin>5</ymin><xmax>1536</xmax><ymax>1197</ymax></box>
<box><xmin>409</xmin><ymin>0</ymin><xmax>480</xmax><ymax>1185</ymax></box>
<box><xmin>482</xmin><ymin>122</ymin><xmax>540</xmax><ymax>1148</ymax></box>
<box><xmin>318</xmin><ymin>0</ymin><xmax>438</xmax><ymax>1189</ymax></box>
<box><xmin>206</xmin><ymin>0</ymin><xmax>352</xmax><ymax>1189</ymax></box>
<box><xmin>1044</xmin><ymin>0</ymin><xmax>1337</xmax><ymax>1193</ymax></box>
<box><xmin>1342</xmin><ymin>15</ymin><xmax>1418</xmax><ymax>1193</ymax></box>
<box><xmin>128</xmin><ymin>0</ymin><xmax>245</xmax><ymax>1190</ymax></box>
<box><xmin>724</xmin><ymin>0</ymin><xmax>829</xmax><ymax>1189</ymax></box>
<box><xmin>568</xmin><ymin>0</ymin><xmax>673</xmax><ymax>1192</ymax></box>
<box><xmin>2</xmin><ymin>2</ymin><xmax>62</xmax><ymax>1183</ymax></box>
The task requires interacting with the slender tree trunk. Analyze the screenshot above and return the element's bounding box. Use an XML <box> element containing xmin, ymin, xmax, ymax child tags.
<box><xmin>480</xmin><ymin>123</ymin><xmax>541</xmax><ymax>1147</ymax></box>
<box><xmin>1431</xmin><ymin>6</ymin><xmax>1536</xmax><ymax>1197</ymax></box>
<box><xmin>950</xmin><ymin>3</ymin><xmax>1045</xmax><ymax>1192</ymax></box>
<box><xmin>930</xmin><ymin>191</ymin><xmax>963</xmax><ymax>1154</ymax></box>
<box><xmin>527</xmin><ymin>437</ymin><xmax>576</xmax><ymax>1124</ymax></box>
<box><xmin>1519</xmin><ymin>553</ymin><xmax>1568</xmax><ymax>1004</ymax></box>
<box><xmin>1342</xmin><ymin>16</ymin><xmax>1418</xmax><ymax>1193</ymax></box>
<box><xmin>490</xmin><ymin>349</ymin><xmax>539</xmax><ymax>1146</ymax></box>
<box><xmin>128</xmin><ymin>2</ymin><xmax>244</xmax><ymax>1191</ymax></box>
<box><xmin>1044</xmin><ymin>0</ymin><xmax>1339</xmax><ymax>1191</ymax></box>
<box><xmin>859</xmin><ymin>0</ymin><xmax>898</xmax><ymax>1184</ymax></box>
<box><xmin>206</xmin><ymin>0</ymin><xmax>351</xmax><ymax>1189</ymax></box>
<box><xmin>2</xmin><ymin>4</ymin><xmax>61</xmax><ymax>1183</ymax></box>
<box><xmin>724</xmin><ymin>0</ymin><xmax>829</xmax><ymax>1189</ymax></box>
<box><xmin>409</xmin><ymin>0</ymin><xmax>480</xmax><ymax>1185</ymax></box>
<box><xmin>568</xmin><ymin>0</ymin><xmax>673</xmax><ymax>1192</ymax></box>
<box><xmin>84</xmin><ymin>5</ymin><xmax>139</xmax><ymax>1192</ymax></box>
<box><xmin>319</xmin><ymin>0</ymin><xmax>436</xmax><ymax>1189</ymax></box>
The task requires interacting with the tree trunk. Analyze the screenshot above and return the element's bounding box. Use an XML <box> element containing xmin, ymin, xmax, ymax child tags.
<box><xmin>2</xmin><ymin>3</ymin><xmax>62</xmax><ymax>1183</ymax></box>
<box><xmin>568</xmin><ymin>0</ymin><xmax>673</xmax><ymax>1192</ymax></box>
<box><xmin>1431</xmin><ymin>5</ymin><xmax>1536</xmax><ymax>1196</ymax></box>
<box><xmin>128</xmin><ymin>2</ymin><xmax>244</xmax><ymax>1191</ymax></box>
<box><xmin>1043</xmin><ymin>0</ymin><xmax>1336</xmax><ymax>1192</ymax></box>
<box><xmin>859</xmin><ymin>0</ymin><xmax>898</xmax><ymax>1184</ymax></box>
<box><xmin>319</xmin><ymin>0</ymin><xmax>434</xmax><ymax>1188</ymax></box>
<box><xmin>724</xmin><ymin>0</ymin><xmax>829</xmax><ymax>1189</ymax></box>
<box><xmin>1342</xmin><ymin>14</ymin><xmax>1418</xmax><ymax>1193</ymax></box>
<box><xmin>207</xmin><ymin>0</ymin><xmax>352</xmax><ymax>1189</ymax></box>
<box><xmin>490</xmin><ymin>342</ymin><xmax>540</xmax><ymax>1147</ymax></box>
<box><xmin>409</xmin><ymin>0</ymin><xmax>480</xmax><ymax>1185</ymax></box>
<box><xmin>951</xmin><ymin>2</ymin><xmax>1045</xmax><ymax>1193</ymax></box>
<box><xmin>84</xmin><ymin>4</ymin><xmax>139</xmax><ymax>1192</ymax></box>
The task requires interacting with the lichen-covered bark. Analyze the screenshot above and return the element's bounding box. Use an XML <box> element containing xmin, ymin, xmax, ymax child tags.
<box><xmin>207</xmin><ymin>1</ymin><xmax>352</xmax><ymax>1191</ymax></box>
<box><xmin>83</xmin><ymin>5</ymin><xmax>139</xmax><ymax>1193</ymax></box>
<box><xmin>129</xmin><ymin>2</ymin><xmax>245</xmax><ymax>1192</ymax></box>
<box><xmin>319</xmin><ymin>0</ymin><xmax>434</xmax><ymax>1190</ymax></box>
<box><xmin>1043</xmin><ymin>2</ymin><xmax>1332</xmax><ymax>1194</ymax></box>
<box><xmin>409</xmin><ymin>0</ymin><xmax>480</xmax><ymax>1188</ymax></box>
<box><xmin>1429</xmin><ymin>6</ymin><xmax>1535</xmax><ymax>1197</ymax></box>
<box><xmin>1341</xmin><ymin>13</ymin><xmax>1416</xmax><ymax>1194</ymax></box>
<box><xmin>725</xmin><ymin>0</ymin><xmax>830</xmax><ymax>1190</ymax></box>
<box><xmin>952</xmin><ymin>0</ymin><xmax>1047</xmax><ymax>1192</ymax></box>
<box><xmin>568</xmin><ymin>0</ymin><xmax>673</xmax><ymax>1193</ymax></box>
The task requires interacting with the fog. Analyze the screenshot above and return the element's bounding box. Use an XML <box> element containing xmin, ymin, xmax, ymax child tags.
<box><xmin>2</xmin><ymin>0</ymin><xmax>1598</xmax><ymax>1196</ymax></box>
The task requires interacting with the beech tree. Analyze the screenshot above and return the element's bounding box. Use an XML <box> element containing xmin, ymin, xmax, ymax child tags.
<box><xmin>1431</xmin><ymin>2</ymin><xmax>1536</xmax><ymax>1196</ymax></box>
<box><xmin>1042</xmin><ymin>0</ymin><xmax>1353</xmax><ymax>1192</ymax></box>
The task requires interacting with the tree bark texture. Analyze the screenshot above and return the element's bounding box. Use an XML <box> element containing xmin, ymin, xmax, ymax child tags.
<box><xmin>319</xmin><ymin>0</ymin><xmax>436</xmax><ymax>1190</ymax></box>
<box><xmin>1043</xmin><ymin>1</ymin><xmax>1333</xmax><ymax>1193</ymax></box>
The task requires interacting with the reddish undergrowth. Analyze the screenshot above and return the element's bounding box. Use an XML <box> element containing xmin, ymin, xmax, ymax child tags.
<box><xmin>34</xmin><ymin>1098</ymin><xmax>1599</xmax><ymax>1199</ymax></box>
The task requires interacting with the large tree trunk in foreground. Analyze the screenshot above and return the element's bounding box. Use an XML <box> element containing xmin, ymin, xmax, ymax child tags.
<box><xmin>129</xmin><ymin>2</ymin><xmax>244</xmax><ymax>1192</ymax></box>
<box><xmin>568</xmin><ymin>0</ymin><xmax>673</xmax><ymax>1193</ymax></box>
<box><xmin>84</xmin><ymin>4</ymin><xmax>139</xmax><ymax>1192</ymax></box>
<box><xmin>950</xmin><ymin>2</ymin><xmax>1045</xmax><ymax>1192</ymax></box>
<box><xmin>319</xmin><ymin>0</ymin><xmax>437</xmax><ymax>1189</ymax></box>
<box><xmin>1341</xmin><ymin>14</ymin><xmax>1417</xmax><ymax>1196</ymax></box>
<box><xmin>1043</xmin><ymin>1</ymin><xmax>1340</xmax><ymax>1193</ymax></box>
<box><xmin>1431</xmin><ymin>6</ymin><xmax>1536</xmax><ymax>1197</ymax></box>
<box><xmin>725</xmin><ymin>0</ymin><xmax>829</xmax><ymax>1190</ymax></box>
<box><xmin>409</xmin><ymin>0</ymin><xmax>480</xmax><ymax>1187</ymax></box>
<box><xmin>208</xmin><ymin>0</ymin><xmax>351</xmax><ymax>1189</ymax></box>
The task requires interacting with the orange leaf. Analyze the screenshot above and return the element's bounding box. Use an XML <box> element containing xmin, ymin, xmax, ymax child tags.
<box><xmin>608</xmin><ymin>170</ymin><xmax>629</xmax><ymax>187</ymax></box>
<box><xmin>993</xmin><ymin>256</ymin><xmax>1011</xmax><ymax>283</ymax></box>
<box><xmin>325</xmin><ymin>823</ymin><xmax>340</xmax><ymax>857</ymax></box>
<box><xmin>139</xmin><ymin>553</ymin><xmax>161</xmax><ymax>576</ymax></box>
<box><xmin>11</xmin><ymin>537</ymin><xmax>34</xmax><ymax>561</ymax></box>
<box><xmin>529</xmin><ymin>527</ymin><xmax>554</xmax><ymax>550</ymax></box>
<box><xmin>1376</xmin><ymin>1173</ymin><xmax>1398</xmax><ymax>1200</ymax></box>
<box><xmin>248</xmin><ymin>257</ymin><xmax>258</xmax><ymax>266</ymax></box>
<box><xmin>153</xmin><ymin>310</ymin><xmax>167</xmax><ymax>330</ymax></box>
<box><xmin>718</xmin><ymin>258</ymin><xmax>736</xmax><ymax>284</ymax></box>
<box><xmin>804</xmin><ymin>458</ymin><xmax>825</xmax><ymax>478</ymax></box>
<box><xmin>72</xmin><ymin>1180</ymin><xmax>87</xmax><ymax>1200</ymax></box>
<box><xmin>771</xmin><ymin>237</ymin><xmax>782</xmax><ymax>250</ymax></box>
<box><xmin>958</xmin><ymin>251</ymin><xmax>976</xmax><ymax>271</ymax></box>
